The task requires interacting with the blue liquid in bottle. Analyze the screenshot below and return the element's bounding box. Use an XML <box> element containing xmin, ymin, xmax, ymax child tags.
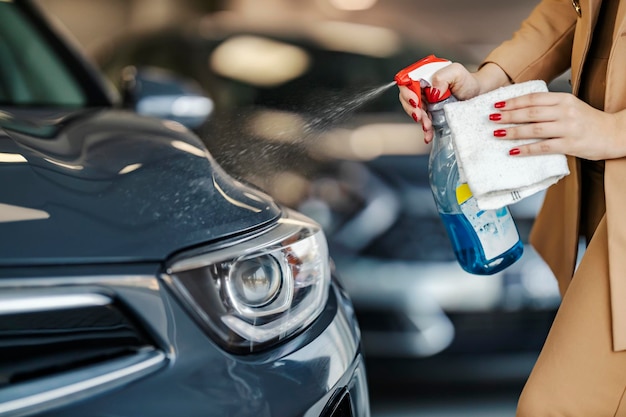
<box><xmin>428</xmin><ymin>95</ymin><xmax>523</xmax><ymax>275</ymax></box>
<box><xmin>440</xmin><ymin>212</ymin><xmax>524</xmax><ymax>275</ymax></box>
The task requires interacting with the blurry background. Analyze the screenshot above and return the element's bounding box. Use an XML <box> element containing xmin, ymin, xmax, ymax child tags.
<box><xmin>33</xmin><ymin>0</ymin><xmax>568</xmax><ymax>415</ymax></box>
<box><xmin>33</xmin><ymin>0</ymin><xmax>541</xmax><ymax>63</ymax></box>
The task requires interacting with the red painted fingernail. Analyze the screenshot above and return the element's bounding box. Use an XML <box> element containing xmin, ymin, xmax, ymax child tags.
<box><xmin>409</xmin><ymin>99</ymin><xmax>417</xmax><ymax>108</ymax></box>
<box><xmin>412</xmin><ymin>112</ymin><xmax>418</xmax><ymax>122</ymax></box>
<box><xmin>430</xmin><ymin>88</ymin><xmax>441</xmax><ymax>101</ymax></box>
<box><xmin>494</xmin><ymin>101</ymin><xmax>506</xmax><ymax>109</ymax></box>
<box><xmin>422</xmin><ymin>124</ymin><xmax>427</xmax><ymax>132</ymax></box>
<box><xmin>509</xmin><ymin>148</ymin><xmax>520</xmax><ymax>155</ymax></box>
<box><xmin>494</xmin><ymin>129</ymin><xmax>507</xmax><ymax>137</ymax></box>
<box><xmin>489</xmin><ymin>113</ymin><xmax>502</xmax><ymax>121</ymax></box>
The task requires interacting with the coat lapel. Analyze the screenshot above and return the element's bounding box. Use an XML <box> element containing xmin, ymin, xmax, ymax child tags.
<box><xmin>606</xmin><ymin>0</ymin><xmax>626</xmax><ymax>112</ymax></box>
<box><xmin>606</xmin><ymin>160</ymin><xmax>626</xmax><ymax>350</ymax></box>
<box><xmin>551</xmin><ymin>0</ymin><xmax>626</xmax><ymax>351</ymax></box>
<box><xmin>605</xmin><ymin>0</ymin><xmax>626</xmax><ymax>352</ymax></box>
<box><xmin>573</xmin><ymin>0</ymin><xmax>626</xmax><ymax>352</ymax></box>
<box><xmin>571</xmin><ymin>0</ymin><xmax>602</xmax><ymax>93</ymax></box>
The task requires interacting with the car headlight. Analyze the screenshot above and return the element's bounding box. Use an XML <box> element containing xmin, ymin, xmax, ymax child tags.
<box><xmin>164</xmin><ymin>211</ymin><xmax>330</xmax><ymax>353</ymax></box>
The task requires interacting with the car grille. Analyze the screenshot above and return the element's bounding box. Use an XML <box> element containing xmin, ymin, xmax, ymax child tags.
<box><xmin>0</xmin><ymin>294</ymin><xmax>154</xmax><ymax>387</ymax></box>
<box><xmin>0</xmin><ymin>275</ymin><xmax>168</xmax><ymax>416</ymax></box>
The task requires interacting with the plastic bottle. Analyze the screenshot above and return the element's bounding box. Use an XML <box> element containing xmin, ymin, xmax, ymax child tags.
<box><xmin>395</xmin><ymin>55</ymin><xmax>523</xmax><ymax>275</ymax></box>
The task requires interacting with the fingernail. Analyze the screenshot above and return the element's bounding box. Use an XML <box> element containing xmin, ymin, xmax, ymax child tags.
<box><xmin>489</xmin><ymin>113</ymin><xmax>502</xmax><ymax>121</ymax></box>
<box><xmin>422</xmin><ymin>124</ymin><xmax>427</xmax><ymax>132</ymax></box>
<box><xmin>412</xmin><ymin>112</ymin><xmax>418</xmax><ymax>122</ymax></box>
<box><xmin>494</xmin><ymin>101</ymin><xmax>506</xmax><ymax>109</ymax></box>
<box><xmin>494</xmin><ymin>129</ymin><xmax>507</xmax><ymax>137</ymax></box>
<box><xmin>409</xmin><ymin>99</ymin><xmax>417</xmax><ymax>108</ymax></box>
<box><xmin>509</xmin><ymin>148</ymin><xmax>520</xmax><ymax>156</ymax></box>
<box><xmin>430</xmin><ymin>88</ymin><xmax>441</xmax><ymax>101</ymax></box>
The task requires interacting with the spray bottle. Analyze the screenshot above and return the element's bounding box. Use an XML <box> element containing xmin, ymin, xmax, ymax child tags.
<box><xmin>395</xmin><ymin>55</ymin><xmax>523</xmax><ymax>275</ymax></box>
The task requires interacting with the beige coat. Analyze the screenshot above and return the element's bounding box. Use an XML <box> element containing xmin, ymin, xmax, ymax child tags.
<box><xmin>484</xmin><ymin>0</ymin><xmax>626</xmax><ymax>351</ymax></box>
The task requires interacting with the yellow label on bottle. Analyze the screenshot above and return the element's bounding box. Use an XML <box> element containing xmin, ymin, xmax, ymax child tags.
<box><xmin>456</xmin><ymin>183</ymin><xmax>473</xmax><ymax>205</ymax></box>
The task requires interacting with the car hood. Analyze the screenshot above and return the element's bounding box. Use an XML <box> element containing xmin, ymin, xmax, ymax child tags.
<box><xmin>0</xmin><ymin>108</ymin><xmax>281</xmax><ymax>266</ymax></box>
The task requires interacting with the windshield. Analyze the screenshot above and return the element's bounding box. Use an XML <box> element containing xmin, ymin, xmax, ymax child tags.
<box><xmin>0</xmin><ymin>1</ymin><xmax>87</xmax><ymax>107</ymax></box>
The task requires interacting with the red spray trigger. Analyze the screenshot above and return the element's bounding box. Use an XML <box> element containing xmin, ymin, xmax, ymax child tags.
<box><xmin>394</xmin><ymin>55</ymin><xmax>453</xmax><ymax>108</ymax></box>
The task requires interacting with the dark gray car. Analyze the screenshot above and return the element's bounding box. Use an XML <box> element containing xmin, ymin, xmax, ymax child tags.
<box><xmin>0</xmin><ymin>2</ymin><xmax>369</xmax><ymax>416</ymax></box>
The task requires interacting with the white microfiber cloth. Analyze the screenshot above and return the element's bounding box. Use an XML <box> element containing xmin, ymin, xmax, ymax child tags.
<box><xmin>443</xmin><ymin>80</ymin><xmax>570</xmax><ymax>210</ymax></box>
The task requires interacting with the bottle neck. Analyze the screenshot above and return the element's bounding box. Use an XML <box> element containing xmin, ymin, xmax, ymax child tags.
<box><xmin>427</xmin><ymin>96</ymin><xmax>456</xmax><ymax>149</ymax></box>
<box><xmin>427</xmin><ymin>95</ymin><xmax>456</xmax><ymax>128</ymax></box>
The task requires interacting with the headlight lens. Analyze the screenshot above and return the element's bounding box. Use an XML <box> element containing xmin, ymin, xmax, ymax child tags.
<box><xmin>165</xmin><ymin>211</ymin><xmax>330</xmax><ymax>353</ymax></box>
<box><xmin>228</xmin><ymin>255</ymin><xmax>282</xmax><ymax>308</ymax></box>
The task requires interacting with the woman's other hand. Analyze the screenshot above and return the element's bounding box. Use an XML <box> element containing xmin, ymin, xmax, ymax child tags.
<box><xmin>490</xmin><ymin>92</ymin><xmax>626</xmax><ymax>161</ymax></box>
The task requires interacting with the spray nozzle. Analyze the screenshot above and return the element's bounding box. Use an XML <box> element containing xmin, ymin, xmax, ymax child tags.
<box><xmin>394</xmin><ymin>55</ymin><xmax>453</xmax><ymax>108</ymax></box>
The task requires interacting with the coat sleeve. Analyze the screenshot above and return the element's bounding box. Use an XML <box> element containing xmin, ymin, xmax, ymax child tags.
<box><xmin>483</xmin><ymin>0</ymin><xmax>578</xmax><ymax>84</ymax></box>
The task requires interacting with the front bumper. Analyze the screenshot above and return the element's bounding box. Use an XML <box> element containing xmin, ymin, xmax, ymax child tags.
<box><xmin>0</xmin><ymin>267</ymin><xmax>370</xmax><ymax>417</ymax></box>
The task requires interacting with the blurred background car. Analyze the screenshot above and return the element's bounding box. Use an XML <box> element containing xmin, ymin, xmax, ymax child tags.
<box><xmin>88</xmin><ymin>8</ymin><xmax>567</xmax><ymax>387</ymax></box>
<box><xmin>0</xmin><ymin>2</ymin><xmax>370</xmax><ymax>416</ymax></box>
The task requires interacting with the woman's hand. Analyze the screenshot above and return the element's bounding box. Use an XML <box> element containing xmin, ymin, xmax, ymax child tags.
<box><xmin>490</xmin><ymin>92</ymin><xmax>626</xmax><ymax>161</ymax></box>
<box><xmin>398</xmin><ymin>62</ymin><xmax>510</xmax><ymax>144</ymax></box>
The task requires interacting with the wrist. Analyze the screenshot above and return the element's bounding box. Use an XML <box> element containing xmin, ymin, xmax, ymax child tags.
<box><xmin>474</xmin><ymin>62</ymin><xmax>512</xmax><ymax>95</ymax></box>
<box><xmin>608</xmin><ymin>110</ymin><xmax>626</xmax><ymax>159</ymax></box>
